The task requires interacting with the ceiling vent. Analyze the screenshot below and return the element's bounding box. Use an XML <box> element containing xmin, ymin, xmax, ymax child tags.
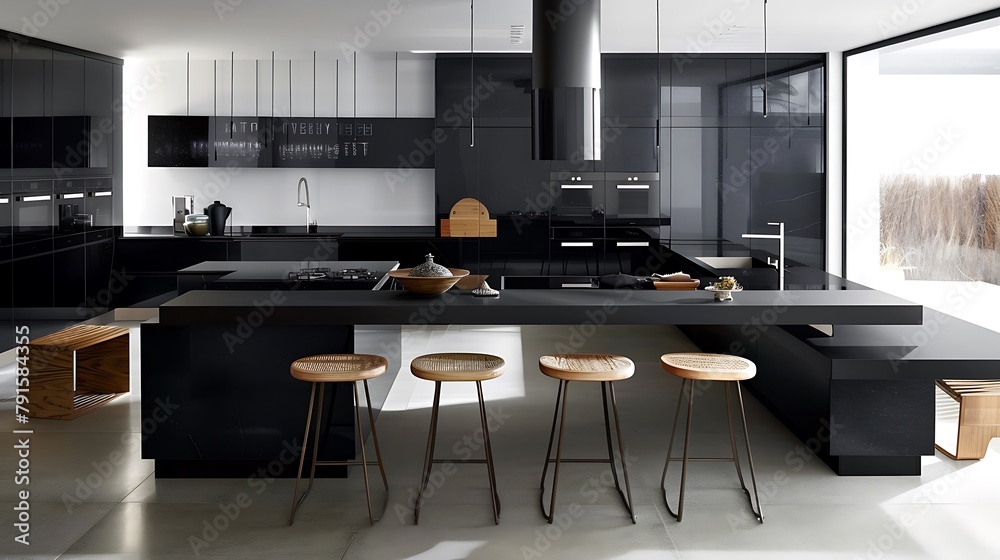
<box><xmin>531</xmin><ymin>0</ymin><xmax>601</xmax><ymax>161</ymax></box>
<box><xmin>510</xmin><ymin>25</ymin><xmax>525</xmax><ymax>44</ymax></box>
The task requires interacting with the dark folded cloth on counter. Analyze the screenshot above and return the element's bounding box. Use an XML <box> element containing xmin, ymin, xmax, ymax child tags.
<box><xmin>599</xmin><ymin>273</ymin><xmax>655</xmax><ymax>289</ymax></box>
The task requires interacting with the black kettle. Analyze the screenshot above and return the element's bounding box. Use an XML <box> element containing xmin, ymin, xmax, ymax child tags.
<box><xmin>204</xmin><ymin>200</ymin><xmax>232</xmax><ymax>236</ymax></box>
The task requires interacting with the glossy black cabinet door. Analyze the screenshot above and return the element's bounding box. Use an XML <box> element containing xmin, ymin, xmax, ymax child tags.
<box><xmin>85</xmin><ymin>58</ymin><xmax>114</xmax><ymax>173</ymax></box>
<box><xmin>53</xmin><ymin>244</ymin><xmax>85</xmax><ymax>308</ymax></box>
<box><xmin>435</xmin><ymin>56</ymin><xmax>532</xmax><ymax>127</ymax></box>
<box><xmin>12</xmin><ymin>44</ymin><xmax>52</xmax><ymax>173</ymax></box>
<box><xmin>12</xmin><ymin>252</ymin><xmax>53</xmax><ymax>307</ymax></box>
<box><xmin>0</xmin><ymin>42</ymin><xmax>9</xmax><ymax>172</ymax></box>
<box><xmin>52</xmin><ymin>52</ymin><xmax>88</xmax><ymax>174</ymax></box>
<box><xmin>603</xmin><ymin>127</ymin><xmax>657</xmax><ymax>172</ymax></box>
<box><xmin>604</xmin><ymin>56</ymin><xmax>659</xmax><ymax>119</ymax></box>
<box><xmin>85</xmin><ymin>238</ymin><xmax>114</xmax><ymax>311</ymax></box>
<box><xmin>747</xmin><ymin>127</ymin><xmax>824</xmax><ymax>268</ymax></box>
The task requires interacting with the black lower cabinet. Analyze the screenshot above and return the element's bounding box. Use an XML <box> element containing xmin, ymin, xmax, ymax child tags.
<box><xmin>12</xmin><ymin>252</ymin><xmax>54</xmax><ymax>308</ymax></box>
<box><xmin>85</xmin><ymin>238</ymin><xmax>114</xmax><ymax>312</ymax></box>
<box><xmin>53</xmin><ymin>245</ymin><xmax>86</xmax><ymax>308</ymax></box>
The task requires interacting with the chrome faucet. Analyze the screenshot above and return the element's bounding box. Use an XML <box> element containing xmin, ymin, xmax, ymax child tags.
<box><xmin>742</xmin><ymin>222</ymin><xmax>785</xmax><ymax>290</ymax></box>
<box><xmin>296</xmin><ymin>177</ymin><xmax>311</xmax><ymax>231</ymax></box>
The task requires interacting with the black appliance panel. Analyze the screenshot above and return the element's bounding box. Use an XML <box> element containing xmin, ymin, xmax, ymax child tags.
<box><xmin>85</xmin><ymin>178</ymin><xmax>113</xmax><ymax>230</ymax></box>
<box><xmin>12</xmin><ymin>180</ymin><xmax>53</xmax><ymax>243</ymax></box>
<box><xmin>605</xmin><ymin>172</ymin><xmax>659</xmax><ymax>225</ymax></box>
<box><xmin>54</xmin><ymin>179</ymin><xmax>88</xmax><ymax>236</ymax></box>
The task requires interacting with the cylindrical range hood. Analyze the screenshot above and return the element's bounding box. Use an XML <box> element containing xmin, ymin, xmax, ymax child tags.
<box><xmin>532</xmin><ymin>0</ymin><xmax>601</xmax><ymax>161</ymax></box>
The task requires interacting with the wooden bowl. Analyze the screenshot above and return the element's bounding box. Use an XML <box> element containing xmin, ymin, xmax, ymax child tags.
<box><xmin>653</xmin><ymin>279</ymin><xmax>700</xmax><ymax>290</ymax></box>
<box><xmin>388</xmin><ymin>268</ymin><xmax>470</xmax><ymax>295</ymax></box>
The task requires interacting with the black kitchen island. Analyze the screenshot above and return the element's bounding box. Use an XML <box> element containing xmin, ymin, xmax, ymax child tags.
<box><xmin>140</xmin><ymin>284</ymin><xmax>1000</xmax><ymax>477</ymax></box>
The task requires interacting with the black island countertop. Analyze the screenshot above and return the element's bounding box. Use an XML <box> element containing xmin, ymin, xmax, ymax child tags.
<box><xmin>157</xmin><ymin>287</ymin><xmax>923</xmax><ymax>326</ymax></box>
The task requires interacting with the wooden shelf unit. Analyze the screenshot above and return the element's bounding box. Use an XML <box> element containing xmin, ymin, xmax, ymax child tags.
<box><xmin>936</xmin><ymin>379</ymin><xmax>1000</xmax><ymax>460</ymax></box>
<box><xmin>28</xmin><ymin>324</ymin><xmax>131</xmax><ymax>420</ymax></box>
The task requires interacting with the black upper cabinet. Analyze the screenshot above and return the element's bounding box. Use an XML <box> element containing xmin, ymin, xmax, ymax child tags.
<box><xmin>53</xmin><ymin>51</ymin><xmax>85</xmax><ymax>115</ymax></box>
<box><xmin>12</xmin><ymin>44</ymin><xmax>52</xmax><ymax>172</ymax></box>
<box><xmin>85</xmin><ymin>58</ymin><xmax>114</xmax><ymax>172</ymax></box>
<box><xmin>603</xmin><ymin>56</ymin><xmax>658</xmax><ymax>122</ymax></box>
<box><xmin>0</xmin><ymin>42</ymin><xmax>11</xmax><ymax>172</ymax></box>
<box><xmin>435</xmin><ymin>56</ymin><xmax>532</xmax><ymax>128</ymax></box>
<box><xmin>602</xmin><ymin>127</ymin><xmax>657</xmax><ymax>172</ymax></box>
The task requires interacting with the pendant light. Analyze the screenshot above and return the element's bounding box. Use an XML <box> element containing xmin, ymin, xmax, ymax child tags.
<box><xmin>531</xmin><ymin>0</ymin><xmax>601</xmax><ymax>161</ymax></box>
<box><xmin>470</xmin><ymin>0</ymin><xmax>475</xmax><ymax>148</ymax></box>
<box><xmin>762</xmin><ymin>0</ymin><xmax>768</xmax><ymax>118</ymax></box>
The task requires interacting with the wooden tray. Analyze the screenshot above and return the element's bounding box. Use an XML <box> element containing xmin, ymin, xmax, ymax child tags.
<box><xmin>653</xmin><ymin>280</ymin><xmax>700</xmax><ymax>290</ymax></box>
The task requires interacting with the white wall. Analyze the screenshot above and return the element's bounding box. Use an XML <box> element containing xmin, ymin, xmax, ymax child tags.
<box><xmin>826</xmin><ymin>53</ymin><xmax>843</xmax><ymax>276</ymax></box>
<box><xmin>122</xmin><ymin>53</ymin><xmax>436</xmax><ymax>228</ymax></box>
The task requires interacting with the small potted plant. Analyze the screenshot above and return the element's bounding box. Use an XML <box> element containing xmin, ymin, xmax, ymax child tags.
<box><xmin>707</xmin><ymin>276</ymin><xmax>742</xmax><ymax>301</ymax></box>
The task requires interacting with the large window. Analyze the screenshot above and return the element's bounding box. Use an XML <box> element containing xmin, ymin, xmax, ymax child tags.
<box><xmin>846</xmin><ymin>15</ymin><xmax>1000</xmax><ymax>332</ymax></box>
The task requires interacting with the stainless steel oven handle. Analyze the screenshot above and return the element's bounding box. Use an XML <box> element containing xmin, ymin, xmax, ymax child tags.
<box><xmin>561</xmin><ymin>283</ymin><xmax>595</xmax><ymax>288</ymax></box>
<box><xmin>616</xmin><ymin>241</ymin><xmax>649</xmax><ymax>247</ymax></box>
<box><xmin>560</xmin><ymin>185</ymin><xmax>593</xmax><ymax>189</ymax></box>
<box><xmin>560</xmin><ymin>241</ymin><xmax>593</xmax><ymax>247</ymax></box>
<box><xmin>616</xmin><ymin>184</ymin><xmax>650</xmax><ymax>189</ymax></box>
<box><xmin>17</xmin><ymin>195</ymin><xmax>52</xmax><ymax>202</ymax></box>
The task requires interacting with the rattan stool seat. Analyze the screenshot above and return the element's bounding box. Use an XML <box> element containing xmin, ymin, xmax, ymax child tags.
<box><xmin>660</xmin><ymin>353</ymin><xmax>756</xmax><ymax>381</ymax></box>
<box><xmin>291</xmin><ymin>354</ymin><xmax>388</xmax><ymax>382</ymax></box>
<box><xmin>539</xmin><ymin>354</ymin><xmax>635</xmax><ymax>382</ymax></box>
<box><xmin>411</xmin><ymin>353</ymin><xmax>505</xmax><ymax>382</ymax></box>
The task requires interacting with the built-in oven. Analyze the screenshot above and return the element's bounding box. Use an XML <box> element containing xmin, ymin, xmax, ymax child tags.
<box><xmin>85</xmin><ymin>177</ymin><xmax>114</xmax><ymax>234</ymax></box>
<box><xmin>603</xmin><ymin>172</ymin><xmax>663</xmax><ymax>274</ymax></box>
<box><xmin>13</xmin><ymin>180</ymin><xmax>54</xmax><ymax>244</ymax></box>
<box><xmin>54</xmin><ymin>179</ymin><xmax>89</xmax><ymax>238</ymax></box>
<box><xmin>549</xmin><ymin>172</ymin><xmax>605</xmax><ymax>275</ymax></box>
<box><xmin>549</xmin><ymin>172</ymin><xmax>605</xmax><ymax>226</ymax></box>
<box><xmin>605</xmin><ymin>172</ymin><xmax>659</xmax><ymax>225</ymax></box>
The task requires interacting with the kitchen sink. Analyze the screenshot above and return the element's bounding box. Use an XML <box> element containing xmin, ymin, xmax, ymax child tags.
<box><xmin>694</xmin><ymin>256</ymin><xmax>757</xmax><ymax>269</ymax></box>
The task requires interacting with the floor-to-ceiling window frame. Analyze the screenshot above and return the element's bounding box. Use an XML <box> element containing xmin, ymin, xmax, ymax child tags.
<box><xmin>844</xmin><ymin>7</ymin><xmax>1000</xmax><ymax>333</ymax></box>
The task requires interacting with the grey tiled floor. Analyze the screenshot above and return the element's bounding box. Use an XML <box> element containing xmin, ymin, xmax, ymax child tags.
<box><xmin>1</xmin><ymin>323</ymin><xmax>998</xmax><ymax>559</ymax></box>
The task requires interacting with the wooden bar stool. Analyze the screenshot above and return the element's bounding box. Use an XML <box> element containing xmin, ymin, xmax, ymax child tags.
<box><xmin>538</xmin><ymin>354</ymin><xmax>636</xmax><ymax>524</ymax></box>
<box><xmin>289</xmin><ymin>354</ymin><xmax>389</xmax><ymax>525</ymax></box>
<box><xmin>411</xmin><ymin>352</ymin><xmax>505</xmax><ymax>525</ymax></box>
<box><xmin>660</xmin><ymin>353</ymin><xmax>763</xmax><ymax>523</ymax></box>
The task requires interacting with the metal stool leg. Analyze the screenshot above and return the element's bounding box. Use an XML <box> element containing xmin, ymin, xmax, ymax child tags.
<box><xmin>476</xmin><ymin>381</ymin><xmax>501</xmax><ymax>524</ymax></box>
<box><xmin>661</xmin><ymin>378</ymin><xmax>687</xmax><ymax>515</ymax></box>
<box><xmin>608</xmin><ymin>381</ymin><xmax>636</xmax><ymax>523</ymax></box>
<box><xmin>353</xmin><ymin>381</ymin><xmax>375</xmax><ymax>525</ymax></box>
<box><xmin>543</xmin><ymin>380</ymin><xmax>571</xmax><ymax>524</ymax></box>
<box><xmin>735</xmin><ymin>381</ymin><xmax>764</xmax><ymax>522</ymax></box>
<box><xmin>361</xmin><ymin>379</ymin><xmax>389</xmax><ymax>522</ymax></box>
<box><xmin>725</xmin><ymin>382</ymin><xmax>751</xmax><ymax>495</ymax></box>
<box><xmin>539</xmin><ymin>379</ymin><xmax>565</xmax><ymax>517</ymax></box>
<box><xmin>663</xmin><ymin>378</ymin><xmax>695</xmax><ymax>521</ymax></box>
<box><xmin>414</xmin><ymin>381</ymin><xmax>442</xmax><ymax>524</ymax></box>
<box><xmin>601</xmin><ymin>382</ymin><xmax>624</xmax><ymax>496</ymax></box>
<box><xmin>290</xmin><ymin>382</ymin><xmax>318</xmax><ymax>524</ymax></box>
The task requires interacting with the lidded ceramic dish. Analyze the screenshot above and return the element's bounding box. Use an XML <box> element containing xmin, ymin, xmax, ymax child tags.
<box><xmin>409</xmin><ymin>254</ymin><xmax>453</xmax><ymax>277</ymax></box>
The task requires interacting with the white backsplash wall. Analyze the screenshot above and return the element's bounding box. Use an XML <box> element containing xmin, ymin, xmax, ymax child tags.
<box><xmin>122</xmin><ymin>53</ymin><xmax>436</xmax><ymax>228</ymax></box>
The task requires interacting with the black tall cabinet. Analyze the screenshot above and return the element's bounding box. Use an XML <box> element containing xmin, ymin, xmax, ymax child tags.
<box><xmin>2</xmin><ymin>29</ymin><xmax>123</xmax><ymax>332</ymax></box>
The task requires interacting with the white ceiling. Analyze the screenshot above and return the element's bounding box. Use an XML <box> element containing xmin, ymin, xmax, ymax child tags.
<box><xmin>1</xmin><ymin>0</ymin><xmax>998</xmax><ymax>60</ymax></box>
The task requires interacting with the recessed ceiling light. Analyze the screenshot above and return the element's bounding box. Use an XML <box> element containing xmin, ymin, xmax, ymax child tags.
<box><xmin>510</xmin><ymin>25</ymin><xmax>525</xmax><ymax>44</ymax></box>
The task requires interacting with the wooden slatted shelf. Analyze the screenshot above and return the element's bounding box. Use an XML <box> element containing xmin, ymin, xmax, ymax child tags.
<box><xmin>28</xmin><ymin>324</ymin><xmax>130</xmax><ymax>420</ymax></box>
<box><xmin>936</xmin><ymin>379</ymin><xmax>1000</xmax><ymax>460</ymax></box>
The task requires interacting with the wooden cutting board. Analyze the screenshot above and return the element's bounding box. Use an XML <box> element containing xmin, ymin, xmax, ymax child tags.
<box><xmin>440</xmin><ymin>198</ymin><xmax>497</xmax><ymax>237</ymax></box>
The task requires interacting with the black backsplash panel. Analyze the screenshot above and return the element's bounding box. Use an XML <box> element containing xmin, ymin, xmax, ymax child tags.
<box><xmin>147</xmin><ymin>116</ymin><xmax>210</xmax><ymax>167</ymax></box>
